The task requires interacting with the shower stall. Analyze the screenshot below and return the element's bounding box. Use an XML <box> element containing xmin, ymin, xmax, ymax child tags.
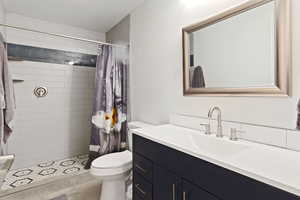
<box><xmin>0</xmin><ymin>21</ymin><xmax>127</xmax><ymax>200</ymax></box>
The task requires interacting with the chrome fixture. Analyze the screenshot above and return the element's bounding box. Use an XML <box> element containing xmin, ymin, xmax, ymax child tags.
<box><xmin>230</xmin><ymin>128</ymin><xmax>245</xmax><ymax>141</ymax></box>
<box><xmin>0</xmin><ymin>23</ymin><xmax>126</xmax><ymax>48</ymax></box>
<box><xmin>200</xmin><ymin>123</ymin><xmax>211</xmax><ymax>135</ymax></box>
<box><xmin>34</xmin><ymin>86</ymin><xmax>48</xmax><ymax>97</ymax></box>
<box><xmin>208</xmin><ymin>106</ymin><xmax>223</xmax><ymax>137</ymax></box>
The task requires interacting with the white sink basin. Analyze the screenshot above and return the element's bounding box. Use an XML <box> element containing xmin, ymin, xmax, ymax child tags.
<box><xmin>189</xmin><ymin>134</ymin><xmax>251</xmax><ymax>157</ymax></box>
<box><xmin>137</xmin><ymin>125</ymin><xmax>251</xmax><ymax>158</ymax></box>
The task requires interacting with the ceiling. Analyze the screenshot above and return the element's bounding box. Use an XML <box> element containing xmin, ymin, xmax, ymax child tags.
<box><xmin>2</xmin><ymin>0</ymin><xmax>144</xmax><ymax>33</ymax></box>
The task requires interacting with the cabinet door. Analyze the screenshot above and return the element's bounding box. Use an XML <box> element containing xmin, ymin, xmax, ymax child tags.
<box><xmin>182</xmin><ymin>180</ymin><xmax>219</xmax><ymax>200</ymax></box>
<box><xmin>153</xmin><ymin>166</ymin><xmax>181</xmax><ymax>200</ymax></box>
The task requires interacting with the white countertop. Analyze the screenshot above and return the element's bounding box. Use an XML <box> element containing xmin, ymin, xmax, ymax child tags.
<box><xmin>133</xmin><ymin>124</ymin><xmax>300</xmax><ymax>196</ymax></box>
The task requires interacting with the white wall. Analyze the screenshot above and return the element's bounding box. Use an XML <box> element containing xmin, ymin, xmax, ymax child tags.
<box><xmin>0</xmin><ymin>1</ymin><xmax>6</xmax><ymax>37</ymax></box>
<box><xmin>130</xmin><ymin>0</ymin><xmax>300</xmax><ymax>130</ymax></box>
<box><xmin>4</xmin><ymin>13</ymin><xmax>105</xmax><ymax>169</ymax></box>
<box><xmin>106</xmin><ymin>15</ymin><xmax>130</xmax><ymax>45</ymax></box>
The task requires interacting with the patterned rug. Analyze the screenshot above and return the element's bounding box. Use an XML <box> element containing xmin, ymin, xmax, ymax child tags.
<box><xmin>2</xmin><ymin>155</ymin><xmax>89</xmax><ymax>190</ymax></box>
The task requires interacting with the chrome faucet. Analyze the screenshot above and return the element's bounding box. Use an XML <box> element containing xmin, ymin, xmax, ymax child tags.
<box><xmin>208</xmin><ymin>106</ymin><xmax>223</xmax><ymax>137</ymax></box>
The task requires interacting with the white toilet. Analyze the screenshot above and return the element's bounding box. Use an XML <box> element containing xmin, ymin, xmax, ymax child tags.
<box><xmin>90</xmin><ymin>121</ymin><xmax>154</xmax><ymax>200</ymax></box>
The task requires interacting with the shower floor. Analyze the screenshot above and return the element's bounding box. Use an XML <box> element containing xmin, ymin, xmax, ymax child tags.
<box><xmin>2</xmin><ymin>154</ymin><xmax>89</xmax><ymax>190</ymax></box>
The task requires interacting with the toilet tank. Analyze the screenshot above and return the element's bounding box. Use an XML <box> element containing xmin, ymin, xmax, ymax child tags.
<box><xmin>128</xmin><ymin>121</ymin><xmax>155</xmax><ymax>151</ymax></box>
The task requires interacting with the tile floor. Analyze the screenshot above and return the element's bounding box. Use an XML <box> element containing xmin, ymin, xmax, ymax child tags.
<box><xmin>0</xmin><ymin>172</ymin><xmax>101</xmax><ymax>200</ymax></box>
<box><xmin>2</xmin><ymin>155</ymin><xmax>89</xmax><ymax>190</ymax></box>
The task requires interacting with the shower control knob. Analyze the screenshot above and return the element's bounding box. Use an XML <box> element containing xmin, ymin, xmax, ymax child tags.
<box><xmin>34</xmin><ymin>86</ymin><xmax>48</xmax><ymax>97</ymax></box>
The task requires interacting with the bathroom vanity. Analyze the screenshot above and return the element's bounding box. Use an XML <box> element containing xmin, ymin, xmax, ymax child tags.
<box><xmin>132</xmin><ymin>125</ymin><xmax>300</xmax><ymax>200</ymax></box>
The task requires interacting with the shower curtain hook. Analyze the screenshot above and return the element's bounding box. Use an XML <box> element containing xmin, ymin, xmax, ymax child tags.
<box><xmin>98</xmin><ymin>44</ymin><xmax>103</xmax><ymax>55</ymax></box>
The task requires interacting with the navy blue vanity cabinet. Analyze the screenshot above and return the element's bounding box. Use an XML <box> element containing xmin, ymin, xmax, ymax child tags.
<box><xmin>133</xmin><ymin>134</ymin><xmax>300</xmax><ymax>200</ymax></box>
<box><xmin>153</xmin><ymin>166</ymin><xmax>181</xmax><ymax>200</ymax></box>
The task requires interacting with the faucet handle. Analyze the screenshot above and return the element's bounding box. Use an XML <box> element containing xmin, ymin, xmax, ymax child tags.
<box><xmin>200</xmin><ymin>123</ymin><xmax>211</xmax><ymax>135</ymax></box>
<box><xmin>230</xmin><ymin>128</ymin><xmax>245</xmax><ymax>141</ymax></box>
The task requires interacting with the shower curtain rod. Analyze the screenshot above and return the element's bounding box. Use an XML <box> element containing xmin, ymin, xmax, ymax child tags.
<box><xmin>0</xmin><ymin>23</ymin><xmax>127</xmax><ymax>48</ymax></box>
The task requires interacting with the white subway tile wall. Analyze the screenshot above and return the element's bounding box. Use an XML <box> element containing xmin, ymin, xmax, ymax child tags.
<box><xmin>170</xmin><ymin>114</ymin><xmax>300</xmax><ymax>151</ymax></box>
<box><xmin>8</xmin><ymin>61</ymin><xmax>95</xmax><ymax>169</ymax></box>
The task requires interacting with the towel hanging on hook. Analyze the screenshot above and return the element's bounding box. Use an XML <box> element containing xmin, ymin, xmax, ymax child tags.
<box><xmin>0</xmin><ymin>38</ymin><xmax>16</xmax><ymax>155</ymax></box>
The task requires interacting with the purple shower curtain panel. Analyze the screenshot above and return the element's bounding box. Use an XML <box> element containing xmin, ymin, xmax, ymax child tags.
<box><xmin>85</xmin><ymin>45</ymin><xmax>128</xmax><ymax>169</ymax></box>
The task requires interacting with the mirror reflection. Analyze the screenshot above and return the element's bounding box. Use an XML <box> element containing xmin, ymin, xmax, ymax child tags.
<box><xmin>187</xmin><ymin>1</ymin><xmax>276</xmax><ymax>89</ymax></box>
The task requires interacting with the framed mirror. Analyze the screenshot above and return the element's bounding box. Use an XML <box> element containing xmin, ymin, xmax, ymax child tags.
<box><xmin>182</xmin><ymin>0</ymin><xmax>291</xmax><ymax>96</ymax></box>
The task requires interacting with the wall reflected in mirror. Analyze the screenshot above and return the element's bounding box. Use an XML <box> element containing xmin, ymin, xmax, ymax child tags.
<box><xmin>183</xmin><ymin>0</ymin><xmax>290</xmax><ymax>96</ymax></box>
<box><xmin>187</xmin><ymin>1</ymin><xmax>276</xmax><ymax>89</ymax></box>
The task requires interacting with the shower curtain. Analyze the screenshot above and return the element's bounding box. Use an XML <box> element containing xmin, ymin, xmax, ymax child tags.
<box><xmin>85</xmin><ymin>44</ymin><xmax>128</xmax><ymax>169</ymax></box>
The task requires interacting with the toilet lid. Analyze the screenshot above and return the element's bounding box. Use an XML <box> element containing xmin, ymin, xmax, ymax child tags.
<box><xmin>91</xmin><ymin>150</ymin><xmax>132</xmax><ymax>169</ymax></box>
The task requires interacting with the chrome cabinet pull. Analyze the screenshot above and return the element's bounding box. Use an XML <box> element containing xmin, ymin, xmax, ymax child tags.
<box><xmin>135</xmin><ymin>184</ymin><xmax>146</xmax><ymax>196</ymax></box>
<box><xmin>135</xmin><ymin>164</ymin><xmax>147</xmax><ymax>173</ymax></box>
<box><xmin>172</xmin><ymin>184</ymin><xmax>176</xmax><ymax>200</ymax></box>
<box><xmin>183</xmin><ymin>191</ymin><xmax>187</xmax><ymax>200</ymax></box>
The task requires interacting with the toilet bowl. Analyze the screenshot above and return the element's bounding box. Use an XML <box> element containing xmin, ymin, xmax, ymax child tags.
<box><xmin>90</xmin><ymin>121</ymin><xmax>154</xmax><ymax>200</ymax></box>
<box><xmin>91</xmin><ymin>150</ymin><xmax>132</xmax><ymax>200</ymax></box>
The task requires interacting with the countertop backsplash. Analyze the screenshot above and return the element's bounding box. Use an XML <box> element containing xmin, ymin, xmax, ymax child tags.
<box><xmin>170</xmin><ymin>114</ymin><xmax>300</xmax><ymax>152</ymax></box>
<box><xmin>297</xmin><ymin>99</ymin><xmax>300</xmax><ymax>131</ymax></box>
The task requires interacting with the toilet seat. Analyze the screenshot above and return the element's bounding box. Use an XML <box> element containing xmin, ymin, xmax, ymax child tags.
<box><xmin>91</xmin><ymin>150</ymin><xmax>132</xmax><ymax>177</ymax></box>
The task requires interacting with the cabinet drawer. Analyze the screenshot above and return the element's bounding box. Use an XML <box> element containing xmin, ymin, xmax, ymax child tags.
<box><xmin>134</xmin><ymin>153</ymin><xmax>153</xmax><ymax>182</ymax></box>
<box><xmin>134</xmin><ymin>173</ymin><xmax>153</xmax><ymax>200</ymax></box>
<box><xmin>183</xmin><ymin>180</ymin><xmax>219</xmax><ymax>200</ymax></box>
